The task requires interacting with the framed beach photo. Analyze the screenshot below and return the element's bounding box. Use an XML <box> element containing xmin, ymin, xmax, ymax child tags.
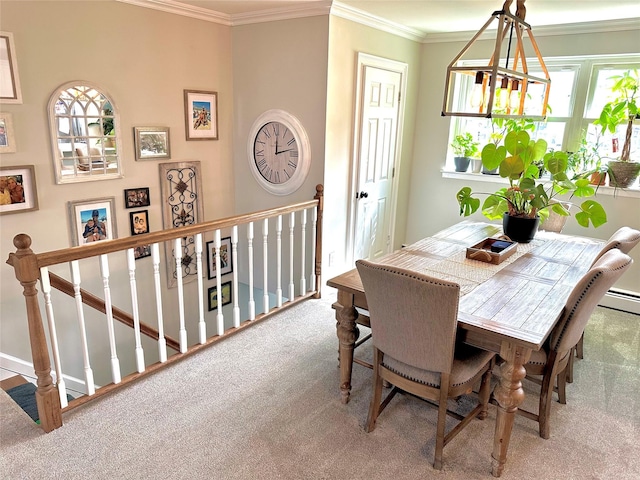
<box><xmin>134</xmin><ymin>126</ymin><xmax>171</xmax><ymax>160</ymax></box>
<box><xmin>124</xmin><ymin>187</ymin><xmax>150</xmax><ymax>209</ymax></box>
<box><xmin>184</xmin><ymin>89</ymin><xmax>218</xmax><ymax>140</ymax></box>
<box><xmin>0</xmin><ymin>32</ymin><xmax>22</xmax><ymax>104</ymax></box>
<box><xmin>0</xmin><ymin>112</ymin><xmax>17</xmax><ymax>153</ymax></box>
<box><xmin>206</xmin><ymin>236</ymin><xmax>233</xmax><ymax>279</ymax></box>
<box><xmin>208</xmin><ymin>281</ymin><xmax>232</xmax><ymax>311</ymax></box>
<box><xmin>0</xmin><ymin>165</ymin><xmax>38</xmax><ymax>215</ymax></box>
<box><xmin>130</xmin><ymin>209</ymin><xmax>149</xmax><ymax>236</ymax></box>
<box><xmin>68</xmin><ymin>197</ymin><xmax>117</xmax><ymax>246</ymax></box>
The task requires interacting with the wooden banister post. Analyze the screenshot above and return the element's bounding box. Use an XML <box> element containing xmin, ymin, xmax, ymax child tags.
<box><xmin>313</xmin><ymin>184</ymin><xmax>324</xmax><ymax>299</ymax></box>
<box><xmin>6</xmin><ymin>234</ymin><xmax>62</xmax><ymax>432</ymax></box>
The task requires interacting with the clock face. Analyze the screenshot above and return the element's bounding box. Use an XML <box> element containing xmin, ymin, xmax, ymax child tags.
<box><xmin>253</xmin><ymin>121</ymin><xmax>299</xmax><ymax>185</ymax></box>
<box><xmin>247</xmin><ymin>110</ymin><xmax>310</xmax><ymax>196</ymax></box>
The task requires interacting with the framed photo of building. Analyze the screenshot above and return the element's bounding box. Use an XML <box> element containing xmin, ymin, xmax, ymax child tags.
<box><xmin>208</xmin><ymin>281</ymin><xmax>232</xmax><ymax>311</ymax></box>
<box><xmin>184</xmin><ymin>89</ymin><xmax>218</xmax><ymax>140</ymax></box>
<box><xmin>206</xmin><ymin>236</ymin><xmax>232</xmax><ymax>279</ymax></box>
<box><xmin>0</xmin><ymin>164</ymin><xmax>38</xmax><ymax>215</ymax></box>
<box><xmin>68</xmin><ymin>197</ymin><xmax>117</xmax><ymax>246</ymax></box>
<box><xmin>134</xmin><ymin>126</ymin><xmax>171</xmax><ymax>160</ymax></box>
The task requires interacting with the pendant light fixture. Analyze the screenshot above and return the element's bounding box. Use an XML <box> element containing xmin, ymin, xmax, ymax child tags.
<box><xmin>442</xmin><ymin>0</ymin><xmax>550</xmax><ymax>119</ymax></box>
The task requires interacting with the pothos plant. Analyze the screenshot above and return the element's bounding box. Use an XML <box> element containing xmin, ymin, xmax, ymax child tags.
<box><xmin>456</xmin><ymin>127</ymin><xmax>608</xmax><ymax>228</ymax></box>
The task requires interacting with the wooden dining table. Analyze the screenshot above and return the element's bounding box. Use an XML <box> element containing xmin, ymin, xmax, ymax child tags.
<box><xmin>326</xmin><ymin>221</ymin><xmax>604</xmax><ymax>477</ymax></box>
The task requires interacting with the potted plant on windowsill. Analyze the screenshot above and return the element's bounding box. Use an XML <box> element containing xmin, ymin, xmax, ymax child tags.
<box><xmin>594</xmin><ymin>69</ymin><xmax>640</xmax><ymax>188</ymax></box>
<box><xmin>451</xmin><ymin>132</ymin><xmax>479</xmax><ymax>172</ymax></box>
<box><xmin>456</xmin><ymin>128</ymin><xmax>608</xmax><ymax>243</ymax></box>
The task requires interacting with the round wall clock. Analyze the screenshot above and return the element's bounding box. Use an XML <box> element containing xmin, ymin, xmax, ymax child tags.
<box><xmin>247</xmin><ymin>109</ymin><xmax>311</xmax><ymax>195</ymax></box>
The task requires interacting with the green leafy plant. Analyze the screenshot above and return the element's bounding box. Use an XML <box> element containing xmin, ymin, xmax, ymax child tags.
<box><xmin>456</xmin><ymin>127</ymin><xmax>607</xmax><ymax>228</ymax></box>
<box><xmin>451</xmin><ymin>132</ymin><xmax>479</xmax><ymax>157</ymax></box>
<box><xmin>594</xmin><ymin>69</ymin><xmax>638</xmax><ymax>162</ymax></box>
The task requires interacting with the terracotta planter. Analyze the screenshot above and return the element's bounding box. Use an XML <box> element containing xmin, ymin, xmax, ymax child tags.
<box><xmin>590</xmin><ymin>171</ymin><xmax>607</xmax><ymax>186</ymax></box>
<box><xmin>608</xmin><ymin>160</ymin><xmax>640</xmax><ymax>188</ymax></box>
<box><xmin>503</xmin><ymin>213</ymin><xmax>540</xmax><ymax>243</ymax></box>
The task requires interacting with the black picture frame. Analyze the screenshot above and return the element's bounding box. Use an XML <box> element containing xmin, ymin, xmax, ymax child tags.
<box><xmin>124</xmin><ymin>187</ymin><xmax>150</xmax><ymax>209</ymax></box>
<box><xmin>129</xmin><ymin>210</ymin><xmax>149</xmax><ymax>236</ymax></box>
<box><xmin>208</xmin><ymin>281</ymin><xmax>232</xmax><ymax>311</ymax></box>
<box><xmin>206</xmin><ymin>236</ymin><xmax>233</xmax><ymax>279</ymax></box>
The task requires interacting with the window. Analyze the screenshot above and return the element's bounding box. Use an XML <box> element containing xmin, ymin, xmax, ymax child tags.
<box><xmin>447</xmin><ymin>55</ymin><xmax>640</xmax><ymax>171</ymax></box>
<box><xmin>48</xmin><ymin>82</ymin><xmax>122</xmax><ymax>184</ymax></box>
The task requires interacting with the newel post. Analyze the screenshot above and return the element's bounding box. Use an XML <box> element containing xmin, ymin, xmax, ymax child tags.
<box><xmin>313</xmin><ymin>184</ymin><xmax>324</xmax><ymax>299</ymax></box>
<box><xmin>6</xmin><ymin>234</ymin><xmax>62</xmax><ymax>432</ymax></box>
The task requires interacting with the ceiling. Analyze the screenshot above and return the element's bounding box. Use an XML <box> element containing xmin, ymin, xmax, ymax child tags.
<box><xmin>154</xmin><ymin>0</ymin><xmax>640</xmax><ymax>36</ymax></box>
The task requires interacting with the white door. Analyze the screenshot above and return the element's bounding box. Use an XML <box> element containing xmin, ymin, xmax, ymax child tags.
<box><xmin>352</xmin><ymin>61</ymin><xmax>404</xmax><ymax>262</ymax></box>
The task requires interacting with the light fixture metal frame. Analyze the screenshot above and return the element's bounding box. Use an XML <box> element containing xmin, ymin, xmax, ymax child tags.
<box><xmin>442</xmin><ymin>9</ymin><xmax>551</xmax><ymax>120</ymax></box>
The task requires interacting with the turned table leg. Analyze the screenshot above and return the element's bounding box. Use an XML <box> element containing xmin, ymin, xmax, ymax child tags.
<box><xmin>491</xmin><ymin>342</ymin><xmax>532</xmax><ymax>477</ymax></box>
<box><xmin>333</xmin><ymin>290</ymin><xmax>359</xmax><ymax>404</ymax></box>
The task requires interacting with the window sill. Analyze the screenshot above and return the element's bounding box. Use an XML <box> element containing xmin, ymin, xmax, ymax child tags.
<box><xmin>441</xmin><ymin>170</ymin><xmax>640</xmax><ymax>199</ymax></box>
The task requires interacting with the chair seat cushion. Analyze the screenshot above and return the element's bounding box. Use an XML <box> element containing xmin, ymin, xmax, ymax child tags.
<box><xmin>383</xmin><ymin>344</ymin><xmax>494</xmax><ymax>388</ymax></box>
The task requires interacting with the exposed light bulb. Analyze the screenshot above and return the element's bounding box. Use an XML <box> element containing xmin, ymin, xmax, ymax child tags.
<box><xmin>469</xmin><ymin>71</ymin><xmax>485</xmax><ymax>109</ymax></box>
<box><xmin>496</xmin><ymin>77</ymin><xmax>509</xmax><ymax>109</ymax></box>
<box><xmin>509</xmin><ymin>80</ymin><xmax>520</xmax><ymax>112</ymax></box>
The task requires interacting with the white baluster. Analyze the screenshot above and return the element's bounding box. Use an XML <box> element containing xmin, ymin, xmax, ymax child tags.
<box><xmin>215</xmin><ymin>230</ymin><xmax>224</xmax><ymax>336</ymax></box>
<box><xmin>310</xmin><ymin>206</ymin><xmax>317</xmax><ymax>292</ymax></box>
<box><xmin>126</xmin><ymin>249</ymin><xmax>145</xmax><ymax>373</ymax></box>
<box><xmin>300</xmin><ymin>209</ymin><xmax>307</xmax><ymax>295</ymax></box>
<box><xmin>195</xmin><ymin>234</ymin><xmax>206</xmax><ymax>343</ymax></box>
<box><xmin>276</xmin><ymin>215</ymin><xmax>283</xmax><ymax>307</ymax></box>
<box><xmin>231</xmin><ymin>226</ymin><xmax>240</xmax><ymax>328</ymax></box>
<box><xmin>289</xmin><ymin>212</ymin><xmax>295</xmax><ymax>301</ymax></box>
<box><xmin>100</xmin><ymin>255</ymin><xmax>121</xmax><ymax>383</ymax></box>
<box><xmin>39</xmin><ymin>267</ymin><xmax>68</xmax><ymax>407</ymax></box>
<box><xmin>152</xmin><ymin>243</ymin><xmax>167</xmax><ymax>362</ymax></box>
<box><xmin>174</xmin><ymin>238</ymin><xmax>187</xmax><ymax>352</ymax></box>
<box><xmin>70</xmin><ymin>261</ymin><xmax>95</xmax><ymax>395</ymax></box>
<box><xmin>247</xmin><ymin>222</ymin><xmax>255</xmax><ymax>320</ymax></box>
<box><xmin>263</xmin><ymin>218</ymin><xmax>269</xmax><ymax>314</ymax></box>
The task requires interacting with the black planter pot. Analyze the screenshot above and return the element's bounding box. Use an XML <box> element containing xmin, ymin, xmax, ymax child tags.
<box><xmin>503</xmin><ymin>213</ymin><xmax>540</xmax><ymax>243</ymax></box>
<box><xmin>454</xmin><ymin>156</ymin><xmax>471</xmax><ymax>172</ymax></box>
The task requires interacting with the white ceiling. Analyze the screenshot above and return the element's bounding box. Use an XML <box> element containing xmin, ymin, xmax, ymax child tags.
<box><xmin>162</xmin><ymin>0</ymin><xmax>640</xmax><ymax>35</ymax></box>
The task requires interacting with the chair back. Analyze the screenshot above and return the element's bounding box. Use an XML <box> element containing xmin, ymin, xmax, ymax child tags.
<box><xmin>356</xmin><ymin>260</ymin><xmax>460</xmax><ymax>374</ymax></box>
<box><xmin>550</xmin><ymin>249</ymin><xmax>633</xmax><ymax>354</ymax></box>
<box><xmin>591</xmin><ymin>226</ymin><xmax>640</xmax><ymax>266</ymax></box>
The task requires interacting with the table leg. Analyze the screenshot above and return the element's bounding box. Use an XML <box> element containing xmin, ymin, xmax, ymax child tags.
<box><xmin>334</xmin><ymin>290</ymin><xmax>359</xmax><ymax>404</ymax></box>
<box><xmin>491</xmin><ymin>342</ymin><xmax>532</xmax><ymax>477</ymax></box>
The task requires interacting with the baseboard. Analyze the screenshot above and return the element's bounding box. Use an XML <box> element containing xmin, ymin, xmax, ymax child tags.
<box><xmin>0</xmin><ymin>353</ymin><xmax>88</xmax><ymax>395</ymax></box>
<box><xmin>601</xmin><ymin>288</ymin><xmax>640</xmax><ymax>315</ymax></box>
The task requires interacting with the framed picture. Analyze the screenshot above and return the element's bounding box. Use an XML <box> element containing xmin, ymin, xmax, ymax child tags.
<box><xmin>206</xmin><ymin>236</ymin><xmax>233</xmax><ymax>279</ymax></box>
<box><xmin>0</xmin><ymin>165</ymin><xmax>38</xmax><ymax>215</ymax></box>
<box><xmin>0</xmin><ymin>32</ymin><xmax>22</xmax><ymax>104</ymax></box>
<box><xmin>124</xmin><ymin>187</ymin><xmax>150</xmax><ymax>209</ymax></box>
<box><xmin>184</xmin><ymin>89</ymin><xmax>218</xmax><ymax>140</ymax></box>
<box><xmin>134</xmin><ymin>126</ymin><xmax>171</xmax><ymax>160</ymax></box>
<box><xmin>130</xmin><ymin>210</ymin><xmax>149</xmax><ymax>235</ymax></box>
<box><xmin>159</xmin><ymin>161</ymin><xmax>204</xmax><ymax>287</ymax></box>
<box><xmin>208</xmin><ymin>281</ymin><xmax>232</xmax><ymax>311</ymax></box>
<box><xmin>0</xmin><ymin>112</ymin><xmax>17</xmax><ymax>153</ymax></box>
<box><xmin>68</xmin><ymin>197</ymin><xmax>117</xmax><ymax>246</ymax></box>
<box><xmin>133</xmin><ymin>245</ymin><xmax>151</xmax><ymax>260</ymax></box>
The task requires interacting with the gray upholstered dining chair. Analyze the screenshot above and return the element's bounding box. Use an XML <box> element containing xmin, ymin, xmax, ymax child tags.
<box><xmin>568</xmin><ymin>226</ymin><xmax>640</xmax><ymax>381</ymax></box>
<box><xmin>355</xmin><ymin>259</ymin><xmax>495</xmax><ymax>470</ymax></box>
<box><xmin>520</xmin><ymin>249</ymin><xmax>633</xmax><ymax>439</ymax></box>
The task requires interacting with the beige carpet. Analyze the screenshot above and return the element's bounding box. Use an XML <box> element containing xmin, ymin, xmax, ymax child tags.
<box><xmin>1</xmin><ymin>293</ymin><xmax>639</xmax><ymax>479</ymax></box>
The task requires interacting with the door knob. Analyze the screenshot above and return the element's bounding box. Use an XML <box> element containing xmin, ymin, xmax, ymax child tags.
<box><xmin>358</xmin><ymin>191</ymin><xmax>369</xmax><ymax>199</ymax></box>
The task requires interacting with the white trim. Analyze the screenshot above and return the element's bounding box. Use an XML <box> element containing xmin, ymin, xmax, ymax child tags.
<box><xmin>0</xmin><ymin>352</ymin><xmax>91</xmax><ymax>395</ymax></box>
<box><xmin>116</xmin><ymin>0</ymin><xmax>232</xmax><ymax>25</ymax></box>
<box><xmin>601</xmin><ymin>288</ymin><xmax>640</xmax><ymax>315</ymax></box>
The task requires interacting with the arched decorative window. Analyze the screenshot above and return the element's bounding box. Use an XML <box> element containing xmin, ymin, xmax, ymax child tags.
<box><xmin>48</xmin><ymin>81</ymin><xmax>122</xmax><ymax>184</ymax></box>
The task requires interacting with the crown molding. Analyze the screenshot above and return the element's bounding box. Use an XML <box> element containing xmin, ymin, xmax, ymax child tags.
<box><xmin>116</xmin><ymin>0</ymin><xmax>232</xmax><ymax>25</ymax></box>
<box><xmin>232</xmin><ymin>1</ymin><xmax>332</xmax><ymax>26</ymax></box>
<box><xmin>423</xmin><ymin>18</ymin><xmax>640</xmax><ymax>44</ymax></box>
<box><xmin>330</xmin><ymin>1</ymin><xmax>424</xmax><ymax>42</ymax></box>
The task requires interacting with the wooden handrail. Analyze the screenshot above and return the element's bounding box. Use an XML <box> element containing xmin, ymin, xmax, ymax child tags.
<box><xmin>34</xmin><ymin>198</ymin><xmax>320</xmax><ymax>268</ymax></box>
<box><xmin>48</xmin><ymin>272</ymin><xmax>181</xmax><ymax>352</ymax></box>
